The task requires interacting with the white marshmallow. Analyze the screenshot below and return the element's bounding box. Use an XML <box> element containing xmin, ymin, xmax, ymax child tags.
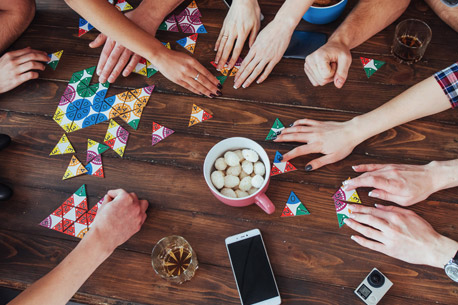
<box><xmin>224</xmin><ymin>175</ymin><xmax>240</xmax><ymax>188</ymax></box>
<box><xmin>215</xmin><ymin>157</ymin><xmax>227</xmax><ymax>171</ymax></box>
<box><xmin>227</xmin><ymin>165</ymin><xmax>242</xmax><ymax>176</ymax></box>
<box><xmin>241</xmin><ymin>160</ymin><xmax>253</xmax><ymax>175</ymax></box>
<box><xmin>221</xmin><ymin>188</ymin><xmax>237</xmax><ymax>198</ymax></box>
<box><xmin>251</xmin><ymin>174</ymin><xmax>264</xmax><ymax>188</ymax></box>
<box><xmin>235</xmin><ymin>190</ymin><xmax>249</xmax><ymax>198</ymax></box>
<box><xmin>211</xmin><ymin>170</ymin><xmax>225</xmax><ymax>189</ymax></box>
<box><xmin>224</xmin><ymin>151</ymin><xmax>240</xmax><ymax>167</ymax></box>
<box><xmin>239</xmin><ymin>176</ymin><xmax>252</xmax><ymax>191</ymax></box>
<box><xmin>248</xmin><ymin>187</ymin><xmax>258</xmax><ymax>195</ymax></box>
<box><xmin>240</xmin><ymin>170</ymin><xmax>250</xmax><ymax>179</ymax></box>
<box><xmin>242</xmin><ymin>149</ymin><xmax>259</xmax><ymax>163</ymax></box>
<box><xmin>254</xmin><ymin>161</ymin><xmax>265</xmax><ymax>176</ymax></box>
<box><xmin>234</xmin><ymin>150</ymin><xmax>244</xmax><ymax>161</ymax></box>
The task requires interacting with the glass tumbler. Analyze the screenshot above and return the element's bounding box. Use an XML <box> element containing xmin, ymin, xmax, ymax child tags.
<box><xmin>391</xmin><ymin>19</ymin><xmax>432</xmax><ymax>64</ymax></box>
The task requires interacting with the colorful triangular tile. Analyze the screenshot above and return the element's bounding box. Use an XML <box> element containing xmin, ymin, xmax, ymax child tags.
<box><xmin>281</xmin><ymin>191</ymin><xmax>309</xmax><ymax>217</ymax></box>
<box><xmin>104</xmin><ymin>119</ymin><xmax>129</xmax><ymax>157</ymax></box>
<box><xmin>270</xmin><ymin>151</ymin><xmax>297</xmax><ymax>176</ymax></box>
<box><xmin>47</xmin><ymin>50</ymin><xmax>63</xmax><ymax>70</ymax></box>
<box><xmin>176</xmin><ymin>0</ymin><xmax>202</xmax><ymax>19</ymax></box>
<box><xmin>85</xmin><ymin>154</ymin><xmax>104</xmax><ymax>178</ymax></box>
<box><xmin>188</xmin><ymin>104</ymin><xmax>212</xmax><ymax>127</ymax></box>
<box><xmin>115</xmin><ymin>0</ymin><xmax>133</xmax><ymax>11</ymax></box>
<box><xmin>265</xmin><ymin>118</ymin><xmax>285</xmax><ymax>141</ymax></box>
<box><xmin>133</xmin><ymin>58</ymin><xmax>148</xmax><ymax>76</ymax></box>
<box><xmin>39</xmin><ymin>214</ymin><xmax>64</xmax><ymax>232</ymax></box>
<box><xmin>78</xmin><ymin>18</ymin><xmax>94</xmax><ymax>37</ymax></box>
<box><xmin>50</xmin><ymin>134</ymin><xmax>75</xmax><ymax>156</ymax></box>
<box><xmin>87</xmin><ymin>139</ymin><xmax>109</xmax><ymax>163</ymax></box>
<box><xmin>176</xmin><ymin>34</ymin><xmax>198</xmax><ymax>54</ymax></box>
<box><xmin>216</xmin><ymin>75</ymin><xmax>227</xmax><ymax>85</ymax></box>
<box><xmin>62</xmin><ymin>155</ymin><xmax>88</xmax><ymax>180</ymax></box>
<box><xmin>177</xmin><ymin>15</ymin><xmax>207</xmax><ymax>34</ymax></box>
<box><xmin>332</xmin><ymin>178</ymin><xmax>361</xmax><ymax>203</ymax></box>
<box><xmin>210</xmin><ymin>61</ymin><xmax>229</xmax><ymax>76</ymax></box>
<box><xmin>334</xmin><ymin>199</ymin><xmax>353</xmax><ymax>228</ymax></box>
<box><xmin>119</xmin><ymin>106</ymin><xmax>144</xmax><ymax>130</ymax></box>
<box><xmin>360</xmin><ymin>57</ymin><xmax>385</xmax><ymax>78</ymax></box>
<box><xmin>152</xmin><ymin>122</ymin><xmax>175</xmax><ymax>146</ymax></box>
<box><xmin>158</xmin><ymin>15</ymin><xmax>179</xmax><ymax>32</ymax></box>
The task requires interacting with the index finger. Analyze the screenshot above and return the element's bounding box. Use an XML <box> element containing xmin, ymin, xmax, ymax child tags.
<box><xmin>227</xmin><ymin>33</ymin><xmax>247</xmax><ymax>69</ymax></box>
<box><xmin>282</xmin><ymin>144</ymin><xmax>318</xmax><ymax>162</ymax></box>
<box><xmin>196</xmin><ymin>62</ymin><xmax>220</xmax><ymax>88</ymax></box>
<box><xmin>97</xmin><ymin>38</ymin><xmax>116</xmax><ymax>76</ymax></box>
<box><xmin>217</xmin><ymin>34</ymin><xmax>237</xmax><ymax>71</ymax></box>
<box><xmin>107</xmin><ymin>189</ymin><xmax>127</xmax><ymax>198</ymax></box>
<box><xmin>139</xmin><ymin>199</ymin><xmax>149</xmax><ymax>213</ymax></box>
<box><xmin>343</xmin><ymin>174</ymin><xmax>399</xmax><ymax>193</ymax></box>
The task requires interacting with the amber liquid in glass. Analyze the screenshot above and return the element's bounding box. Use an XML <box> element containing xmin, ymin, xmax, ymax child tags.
<box><xmin>393</xmin><ymin>35</ymin><xmax>423</xmax><ymax>62</ymax></box>
<box><xmin>163</xmin><ymin>247</ymin><xmax>192</xmax><ymax>277</ymax></box>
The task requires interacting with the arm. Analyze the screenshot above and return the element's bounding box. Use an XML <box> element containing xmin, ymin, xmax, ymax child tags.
<box><xmin>65</xmin><ymin>0</ymin><xmax>220</xmax><ymax>97</ymax></box>
<box><xmin>275</xmin><ymin>73</ymin><xmax>451</xmax><ymax>170</ymax></box>
<box><xmin>304</xmin><ymin>0</ymin><xmax>410</xmax><ymax>88</ymax></box>
<box><xmin>0</xmin><ymin>0</ymin><xmax>36</xmax><ymax>53</ymax></box>
<box><xmin>233</xmin><ymin>0</ymin><xmax>314</xmax><ymax>89</ymax></box>
<box><xmin>425</xmin><ymin>0</ymin><xmax>458</xmax><ymax>32</ymax></box>
<box><xmin>345</xmin><ymin>204</ymin><xmax>458</xmax><ymax>269</ymax></box>
<box><xmin>9</xmin><ymin>189</ymin><xmax>148</xmax><ymax>305</ymax></box>
<box><xmin>89</xmin><ymin>0</ymin><xmax>182</xmax><ymax>83</ymax></box>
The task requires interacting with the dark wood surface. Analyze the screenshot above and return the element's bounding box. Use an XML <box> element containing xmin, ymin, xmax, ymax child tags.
<box><xmin>0</xmin><ymin>0</ymin><xmax>457</xmax><ymax>304</ymax></box>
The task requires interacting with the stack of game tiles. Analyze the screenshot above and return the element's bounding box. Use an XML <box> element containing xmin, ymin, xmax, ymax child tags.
<box><xmin>333</xmin><ymin>178</ymin><xmax>362</xmax><ymax>227</ymax></box>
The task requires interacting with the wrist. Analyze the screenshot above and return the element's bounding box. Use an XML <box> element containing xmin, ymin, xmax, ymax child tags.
<box><xmin>84</xmin><ymin>226</ymin><xmax>116</xmax><ymax>259</ymax></box>
<box><xmin>328</xmin><ymin>32</ymin><xmax>351</xmax><ymax>50</ymax></box>
<box><xmin>428</xmin><ymin>235</ymin><xmax>458</xmax><ymax>268</ymax></box>
<box><xmin>346</xmin><ymin>116</ymin><xmax>372</xmax><ymax>147</ymax></box>
<box><xmin>426</xmin><ymin>160</ymin><xmax>458</xmax><ymax>192</ymax></box>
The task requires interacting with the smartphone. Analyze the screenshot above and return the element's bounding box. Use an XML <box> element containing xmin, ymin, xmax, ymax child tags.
<box><xmin>225</xmin><ymin>229</ymin><xmax>281</xmax><ymax>305</ymax></box>
<box><xmin>283</xmin><ymin>30</ymin><xmax>327</xmax><ymax>59</ymax></box>
<box><xmin>222</xmin><ymin>0</ymin><xmax>265</xmax><ymax>21</ymax></box>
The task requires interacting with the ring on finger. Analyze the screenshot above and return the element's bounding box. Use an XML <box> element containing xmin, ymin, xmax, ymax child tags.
<box><xmin>194</xmin><ymin>73</ymin><xmax>200</xmax><ymax>81</ymax></box>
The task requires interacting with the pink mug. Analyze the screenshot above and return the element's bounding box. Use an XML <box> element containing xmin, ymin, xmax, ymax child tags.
<box><xmin>203</xmin><ymin>137</ymin><xmax>275</xmax><ymax>214</ymax></box>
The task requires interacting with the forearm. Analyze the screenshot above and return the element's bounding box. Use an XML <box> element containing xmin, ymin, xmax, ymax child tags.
<box><xmin>428</xmin><ymin>235</ymin><xmax>458</xmax><ymax>268</ymax></box>
<box><xmin>9</xmin><ymin>229</ymin><xmax>113</xmax><ymax>305</ymax></box>
<box><xmin>349</xmin><ymin>76</ymin><xmax>451</xmax><ymax>144</ymax></box>
<box><xmin>273</xmin><ymin>0</ymin><xmax>314</xmax><ymax>34</ymax></box>
<box><xmin>65</xmin><ymin>0</ymin><xmax>165</xmax><ymax>64</ymax></box>
<box><xmin>425</xmin><ymin>0</ymin><xmax>458</xmax><ymax>32</ymax></box>
<box><xmin>0</xmin><ymin>0</ymin><xmax>36</xmax><ymax>53</ymax></box>
<box><xmin>136</xmin><ymin>0</ymin><xmax>183</xmax><ymax>28</ymax></box>
<box><xmin>329</xmin><ymin>0</ymin><xmax>410</xmax><ymax>49</ymax></box>
<box><xmin>427</xmin><ymin>159</ymin><xmax>458</xmax><ymax>193</ymax></box>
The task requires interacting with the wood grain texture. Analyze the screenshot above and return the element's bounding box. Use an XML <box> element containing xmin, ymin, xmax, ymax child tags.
<box><xmin>0</xmin><ymin>0</ymin><xmax>457</xmax><ymax>304</ymax></box>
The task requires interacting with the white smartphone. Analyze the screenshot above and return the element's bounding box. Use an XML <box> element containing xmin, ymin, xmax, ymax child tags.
<box><xmin>222</xmin><ymin>0</ymin><xmax>265</xmax><ymax>21</ymax></box>
<box><xmin>225</xmin><ymin>229</ymin><xmax>281</xmax><ymax>305</ymax></box>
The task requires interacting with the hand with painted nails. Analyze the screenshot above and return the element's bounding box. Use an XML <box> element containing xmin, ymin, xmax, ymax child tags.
<box><xmin>274</xmin><ymin>118</ymin><xmax>362</xmax><ymax>171</ymax></box>
<box><xmin>233</xmin><ymin>19</ymin><xmax>292</xmax><ymax>89</ymax></box>
<box><xmin>214</xmin><ymin>0</ymin><xmax>261</xmax><ymax>72</ymax></box>
<box><xmin>343</xmin><ymin>160</ymin><xmax>458</xmax><ymax>206</ymax></box>
<box><xmin>0</xmin><ymin>47</ymin><xmax>49</xmax><ymax>94</ymax></box>
<box><xmin>155</xmin><ymin>49</ymin><xmax>221</xmax><ymax>98</ymax></box>
<box><xmin>344</xmin><ymin>204</ymin><xmax>458</xmax><ymax>268</ymax></box>
<box><xmin>304</xmin><ymin>39</ymin><xmax>351</xmax><ymax>88</ymax></box>
<box><xmin>91</xmin><ymin>8</ymin><xmax>160</xmax><ymax>84</ymax></box>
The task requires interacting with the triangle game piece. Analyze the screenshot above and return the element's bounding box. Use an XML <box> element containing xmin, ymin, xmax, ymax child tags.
<box><xmin>188</xmin><ymin>104</ymin><xmax>212</xmax><ymax>127</ymax></box>
<box><xmin>158</xmin><ymin>15</ymin><xmax>179</xmax><ymax>32</ymax></box>
<box><xmin>270</xmin><ymin>151</ymin><xmax>297</xmax><ymax>176</ymax></box>
<box><xmin>216</xmin><ymin>75</ymin><xmax>227</xmax><ymax>85</ymax></box>
<box><xmin>63</xmin><ymin>155</ymin><xmax>88</xmax><ymax>180</ymax></box>
<box><xmin>332</xmin><ymin>178</ymin><xmax>361</xmax><ymax>203</ymax></box>
<box><xmin>78</xmin><ymin>18</ymin><xmax>94</xmax><ymax>37</ymax></box>
<box><xmin>176</xmin><ymin>34</ymin><xmax>198</xmax><ymax>54</ymax></box>
<box><xmin>87</xmin><ymin>139</ymin><xmax>109</xmax><ymax>163</ymax></box>
<box><xmin>47</xmin><ymin>50</ymin><xmax>63</xmax><ymax>70</ymax></box>
<box><xmin>50</xmin><ymin>134</ymin><xmax>75</xmax><ymax>156</ymax></box>
<box><xmin>103</xmin><ymin>119</ymin><xmax>129</xmax><ymax>157</ymax></box>
<box><xmin>85</xmin><ymin>154</ymin><xmax>104</xmax><ymax>178</ymax></box>
<box><xmin>152</xmin><ymin>122</ymin><xmax>175</xmax><ymax>146</ymax></box>
<box><xmin>266</xmin><ymin>118</ymin><xmax>285</xmax><ymax>141</ymax></box>
<box><xmin>115</xmin><ymin>0</ymin><xmax>133</xmax><ymax>11</ymax></box>
<box><xmin>360</xmin><ymin>57</ymin><xmax>385</xmax><ymax>78</ymax></box>
<box><xmin>281</xmin><ymin>191</ymin><xmax>310</xmax><ymax>217</ymax></box>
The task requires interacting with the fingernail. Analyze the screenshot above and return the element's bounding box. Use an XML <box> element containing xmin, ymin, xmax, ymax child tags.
<box><xmin>216</xmin><ymin>68</ymin><xmax>221</xmax><ymax>71</ymax></box>
<box><xmin>352</xmin><ymin>165</ymin><xmax>358</xmax><ymax>171</ymax></box>
<box><xmin>233</xmin><ymin>85</ymin><xmax>238</xmax><ymax>90</ymax></box>
<box><xmin>108</xmin><ymin>77</ymin><xmax>114</xmax><ymax>83</ymax></box>
<box><xmin>217</xmin><ymin>83</ymin><xmax>223</xmax><ymax>89</ymax></box>
<box><xmin>215</xmin><ymin>60</ymin><xmax>218</xmax><ymax>64</ymax></box>
<box><xmin>349</xmin><ymin>213</ymin><xmax>355</xmax><ymax>219</ymax></box>
<box><xmin>305</xmin><ymin>165</ymin><xmax>312</xmax><ymax>171</ymax></box>
<box><xmin>210</xmin><ymin>94</ymin><xmax>216</xmax><ymax>98</ymax></box>
<box><xmin>343</xmin><ymin>218</ymin><xmax>349</xmax><ymax>224</ymax></box>
<box><xmin>214</xmin><ymin>48</ymin><xmax>217</xmax><ymax>52</ymax></box>
<box><xmin>97</xmin><ymin>70</ymin><xmax>101</xmax><ymax>75</ymax></box>
<box><xmin>242</xmin><ymin>84</ymin><xmax>246</xmax><ymax>88</ymax></box>
<box><xmin>289</xmin><ymin>123</ymin><xmax>294</xmax><ymax>127</ymax></box>
<box><xmin>216</xmin><ymin>90</ymin><xmax>222</xmax><ymax>96</ymax></box>
<box><xmin>256</xmin><ymin>80</ymin><xmax>260</xmax><ymax>84</ymax></box>
<box><xmin>350</xmin><ymin>235</ymin><xmax>356</xmax><ymax>241</ymax></box>
<box><xmin>368</xmin><ymin>191</ymin><xmax>379</xmax><ymax>198</ymax></box>
<box><xmin>271</xmin><ymin>134</ymin><xmax>277</xmax><ymax>140</ymax></box>
<box><xmin>278</xmin><ymin>155</ymin><xmax>283</xmax><ymax>161</ymax></box>
<box><xmin>374</xmin><ymin>203</ymin><xmax>378</xmax><ymax>208</ymax></box>
<box><xmin>276</xmin><ymin>130</ymin><xmax>282</xmax><ymax>135</ymax></box>
<box><xmin>336</xmin><ymin>78</ymin><xmax>343</xmax><ymax>86</ymax></box>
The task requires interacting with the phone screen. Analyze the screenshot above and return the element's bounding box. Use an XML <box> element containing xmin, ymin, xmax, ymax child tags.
<box><xmin>227</xmin><ymin>235</ymin><xmax>279</xmax><ymax>304</ymax></box>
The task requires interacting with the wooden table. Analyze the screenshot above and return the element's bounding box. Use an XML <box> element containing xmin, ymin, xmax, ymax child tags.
<box><xmin>0</xmin><ymin>0</ymin><xmax>457</xmax><ymax>304</ymax></box>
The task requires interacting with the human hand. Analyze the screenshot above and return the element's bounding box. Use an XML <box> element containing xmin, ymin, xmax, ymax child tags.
<box><xmin>0</xmin><ymin>47</ymin><xmax>49</xmax><ymax>94</ymax></box>
<box><xmin>214</xmin><ymin>0</ymin><xmax>261</xmax><ymax>71</ymax></box>
<box><xmin>344</xmin><ymin>204</ymin><xmax>458</xmax><ymax>268</ymax></box>
<box><xmin>91</xmin><ymin>8</ymin><xmax>160</xmax><ymax>83</ymax></box>
<box><xmin>304</xmin><ymin>39</ymin><xmax>351</xmax><ymax>88</ymax></box>
<box><xmin>155</xmin><ymin>49</ymin><xmax>221</xmax><ymax>97</ymax></box>
<box><xmin>343</xmin><ymin>163</ymin><xmax>439</xmax><ymax>206</ymax></box>
<box><xmin>233</xmin><ymin>19</ymin><xmax>292</xmax><ymax>89</ymax></box>
<box><xmin>90</xmin><ymin>189</ymin><xmax>148</xmax><ymax>253</ymax></box>
<box><xmin>274</xmin><ymin>118</ymin><xmax>361</xmax><ymax>171</ymax></box>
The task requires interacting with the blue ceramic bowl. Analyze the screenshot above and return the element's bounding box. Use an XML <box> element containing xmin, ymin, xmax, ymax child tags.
<box><xmin>303</xmin><ymin>0</ymin><xmax>348</xmax><ymax>25</ymax></box>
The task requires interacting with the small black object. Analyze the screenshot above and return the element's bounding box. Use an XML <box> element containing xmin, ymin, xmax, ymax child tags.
<box><xmin>305</xmin><ymin>165</ymin><xmax>312</xmax><ymax>171</ymax></box>
<box><xmin>367</xmin><ymin>270</ymin><xmax>385</xmax><ymax>288</ymax></box>
<box><xmin>289</xmin><ymin>123</ymin><xmax>294</xmax><ymax>127</ymax></box>
<box><xmin>276</xmin><ymin>130</ymin><xmax>282</xmax><ymax>135</ymax></box>
<box><xmin>217</xmin><ymin>83</ymin><xmax>223</xmax><ymax>89</ymax></box>
<box><xmin>0</xmin><ymin>184</ymin><xmax>12</xmax><ymax>201</ymax></box>
<box><xmin>271</xmin><ymin>134</ymin><xmax>277</xmax><ymax>140</ymax></box>
<box><xmin>0</xmin><ymin>134</ymin><xmax>11</xmax><ymax>151</ymax></box>
<box><xmin>216</xmin><ymin>90</ymin><xmax>222</xmax><ymax>96</ymax></box>
<box><xmin>210</xmin><ymin>94</ymin><xmax>216</xmax><ymax>98</ymax></box>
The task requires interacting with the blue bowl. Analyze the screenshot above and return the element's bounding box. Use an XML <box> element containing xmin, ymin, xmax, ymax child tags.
<box><xmin>303</xmin><ymin>0</ymin><xmax>348</xmax><ymax>25</ymax></box>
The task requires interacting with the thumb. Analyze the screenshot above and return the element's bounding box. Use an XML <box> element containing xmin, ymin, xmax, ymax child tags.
<box><xmin>89</xmin><ymin>33</ymin><xmax>107</xmax><ymax>48</ymax></box>
<box><xmin>333</xmin><ymin>52</ymin><xmax>351</xmax><ymax>88</ymax></box>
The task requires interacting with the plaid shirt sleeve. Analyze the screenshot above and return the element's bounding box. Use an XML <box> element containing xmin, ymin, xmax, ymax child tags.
<box><xmin>434</xmin><ymin>62</ymin><xmax>458</xmax><ymax>108</ymax></box>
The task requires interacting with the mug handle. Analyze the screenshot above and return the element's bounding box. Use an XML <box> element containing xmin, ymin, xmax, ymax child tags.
<box><xmin>254</xmin><ymin>192</ymin><xmax>275</xmax><ymax>214</ymax></box>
